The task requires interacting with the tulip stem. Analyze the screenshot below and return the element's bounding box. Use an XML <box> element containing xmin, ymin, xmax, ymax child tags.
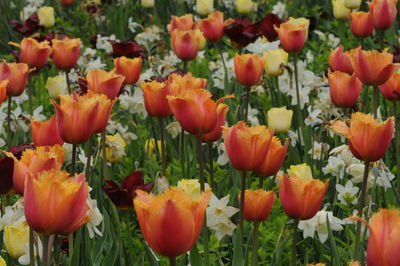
<box><xmin>239</xmin><ymin>171</ymin><xmax>247</xmax><ymax>240</ymax></box>
<box><xmin>65</xmin><ymin>70</ymin><xmax>71</xmax><ymax>94</ymax></box>
<box><xmin>42</xmin><ymin>235</ymin><xmax>55</xmax><ymax>266</ymax></box>
<box><xmin>373</xmin><ymin>86</ymin><xmax>379</xmax><ymax>119</ymax></box>
<box><xmin>68</xmin><ymin>233</ymin><xmax>73</xmax><ymax>259</ymax></box>
<box><xmin>292</xmin><ymin>54</ymin><xmax>303</xmax><ymax>148</ymax></box>
<box><xmin>244</xmin><ymin>87</ymin><xmax>250</xmax><ymax>123</ymax></box>
<box><xmin>291</xmin><ymin>220</ymin><xmax>298</xmax><ymax>266</ymax></box>
<box><xmin>354</xmin><ymin>161</ymin><xmax>370</xmax><ymax>261</ymax></box>
<box><xmin>7</xmin><ymin>96</ymin><xmax>12</xmax><ymax>149</ymax></box>
<box><xmin>29</xmin><ymin>227</ymin><xmax>35</xmax><ymax>266</ymax></box>
<box><xmin>159</xmin><ymin>118</ymin><xmax>166</xmax><ymax>176</ymax></box>
<box><xmin>169</xmin><ymin>257</ymin><xmax>176</xmax><ymax>266</ymax></box>
<box><xmin>28</xmin><ymin>75</ymin><xmax>33</xmax><ymax>116</ymax></box>
<box><xmin>251</xmin><ymin>221</ymin><xmax>260</xmax><ymax>266</ymax></box>
<box><xmin>393</xmin><ymin>102</ymin><xmax>400</xmax><ymax>192</ymax></box>
<box><xmin>85</xmin><ymin>137</ymin><xmax>93</xmax><ymax>179</ymax></box>
<box><xmin>101</xmin><ymin>130</ymin><xmax>108</xmax><ymax>179</ymax></box>
<box><xmin>180</xmin><ymin>128</ymin><xmax>185</xmax><ymax>178</ymax></box>
<box><xmin>71</xmin><ymin>144</ymin><xmax>77</xmax><ymax>176</ymax></box>
<box><xmin>208</xmin><ymin>142</ymin><xmax>215</xmax><ymax>191</ymax></box>
<box><xmin>183</xmin><ymin>61</ymin><xmax>188</xmax><ymax>73</ymax></box>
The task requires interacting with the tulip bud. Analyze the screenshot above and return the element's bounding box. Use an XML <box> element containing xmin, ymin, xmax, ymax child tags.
<box><xmin>274</xmin><ymin>17</ymin><xmax>310</xmax><ymax>53</ymax></box>
<box><xmin>369</xmin><ymin>0</ymin><xmax>398</xmax><ymax>30</ymax></box>
<box><xmin>379</xmin><ymin>73</ymin><xmax>400</xmax><ymax>101</ymax></box>
<box><xmin>4</xmin><ymin>220</ymin><xmax>29</xmax><ymax>259</ymax></box>
<box><xmin>234</xmin><ymin>53</ymin><xmax>265</xmax><ymax>87</ymax></box>
<box><xmin>86</xmin><ymin>69</ymin><xmax>125</xmax><ymax>100</ymax></box>
<box><xmin>171</xmin><ymin>29</ymin><xmax>203</xmax><ymax>61</ymax></box>
<box><xmin>51</xmin><ymin>37</ymin><xmax>81</xmax><ymax>70</ymax></box>
<box><xmin>141</xmin><ymin>80</ymin><xmax>172</xmax><ymax>118</ymax></box>
<box><xmin>287</xmin><ymin>163</ymin><xmax>313</xmax><ymax>180</ymax></box>
<box><xmin>37</xmin><ymin>6</ymin><xmax>55</xmax><ymax>27</ymax></box>
<box><xmin>263</xmin><ymin>49</ymin><xmax>288</xmax><ymax>76</ymax></box>
<box><xmin>349</xmin><ymin>12</ymin><xmax>374</xmax><ymax>38</ymax></box>
<box><xmin>46</xmin><ymin>74</ymin><xmax>68</xmax><ymax>99</ymax></box>
<box><xmin>332</xmin><ymin>0</ymin><xmax>351</xmax><ymax>20</ymax></box>
<box><xmin>0</xmin><ymin>62</ymin><xmax>30</xmax><ymax>97</ymax></box>
<box><xmin>254</xmin><ymin>137</ymin><xmax>288</xmax><ymax>177</ymax></box>
<box><xmin>202</xmin><ymin>103</ymin><xmax>229</xmax><ymax>142</ymax></box>
<box><xmin>242</xmin><ymin>189</ymin><xmax>275</xmax><ymax>221</ymax></box>
<box><xmin>237</xmin><ymin>0</ymin><xmax>254</xmax><ymax>14</ymax></box>
<box><xmin>105</xmin><ymin>134</ymin><xmax>126</xmax><ymax>162</ymax></box>
<box><xmin>194</xmin><ymin>11</ymin><xmax>233</xmax><ymax>42</ymax></box>
<box><xmin>10</xmin><ymin>38</ymin><xmax>52</xmax><ymax>69</ymax></box>
<box><xmin>168</xmin><ymin>14</ymin><xmax>195</xmax><ymax>33</ymax></box>
<box><xmin>344</xmin><ymin>0</ymin><xmax>362</xmax><ymax>9</ymax></box>
<box><xmin>328</xmin><ymin>71</ymin><xmax>362</xmax><ymax>107</ymax></box>
<box><xmin>31</xmin><ymin>115</ymin><xmax>64</xmax><ymax>146</ymax></box>
<box><xmin>141</xmin><ymin>0</ymin><xmax>154</xmax><ymax>8</ymax></box>
<box><xmin>114</xmin><ymin>56</ymin><xmax>142</xmax><ymax>85</ymax></box>
<box><xmin>196</xmin><ymin>0</ymin><xmax>214</xmax><ymax>16</ymax></box>
<box><xmin>0</xmin><ymin>80</ymin><xmax>8</xmax><ymax>105</ymax></box>
<box><xmin>328</xmin><ymin>46</ymin><xmax>353</xmax><ymax>74</ymax></box>
<box><xmin>267</xmin><ymin>106</ymin><xmax>293</xmax><ymax>134</ymax></box>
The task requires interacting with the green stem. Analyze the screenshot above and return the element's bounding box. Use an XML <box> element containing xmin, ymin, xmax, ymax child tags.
<box><xmin>101</xmin><ymin>130</ymin><xmax>107</xmax><ymax>179</ymax></box>
<box><xmin>65</xmin><ymin>70</ymin><xmax>71</xmax><ymax>94</ymax></box>
<box><xmin>68</xmin><ymin>233</ymin><xmax>73</xmax><ymax>259</ymax></box>
<box><xmin>291</xmin><ymin>220</ymin><xmax>299</xmax><ymax>266</ymax></box>
<box><xmin>169</xmin><ymin>257</ymin><xmax>176</xmax><ymax>266</ymax></box>
<box><xmin>208</xmin><ymin>142</ymin><xmax>215</xmax><ymax>191</ymax></box>
<box><xmin>251</xmin><ymin>221</ymin><xmax>260</xmax><ymax>266</ymax></box>
<box><xmin>159</xmin><ymin>118</ymin><xmax>166</xmax><ymax>176</ymax></box>
<box><xmin>244</xmin><ymin>87</ymin><xmax>250</xmax><ymax>123</ymax></box>
<box><xmin>28</xmin><ymin>76</ymin><xmax>33</xmax><ymax>116</ymax></box>
<box><xmin>71</xmin><ymin>144</ymin><xmax>77</xmax><ymax>176</ymax></box>
<box><xmin>373</xmin><ymin>86</ymin><xmax>379</xmax><ymax>119</ymax></box>
<box><xmin>393</xmin><ymin>102</ymin><xmax>400</xmax><ymax>192</ymax></box>
<box><xmin>239</xmin><ymin>171</ymin><xmax>247</xmax><ymax>238</ymax></box>
<box><xmin>43</xmin><ymin>235</ymin><xmax>55</xmax><ymax>266</ymax></box>
<box><xmin>353</xmin><ymin>161</ymin><xmax>370</xmax><ymax>260</ymax></box>
<box><xmin>293</xmin><ymin>54</ymin><xmax>303</xmax><ymax>148</ymax></box>
<box><xmin>179</xmin><ymin>128</ymin><xmax>185</xmax><ymax>178</ymax></box>
<box><xmin>85</xmin><ymin>137</ymin><xmax>93</xmax><ymax>179</ymax></box>
<box><xmin>183</xmin><ymin>61</ymin><xmax>188</xmax><ymax>73</ymax></box>
<box><xmin>29</xmin><ymin>227</ymin><xmax>35</xmax><ymax>266</ymax></box>
<box><xmin>7</xmin><ymin>96</ymin><xmax>12</xmax><ymax>149</ymax></box>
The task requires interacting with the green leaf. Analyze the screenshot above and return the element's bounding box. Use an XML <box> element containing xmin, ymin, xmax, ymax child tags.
<box><xmin>189</xmin><ymin>244</ymin><xmax>203</xmax><ymax>266</ymax></box>
<box><xmin>232</xmin><ymin>227</ymin><xmax>243</xmax><ymax>266</ymax></box>
<box><xmin>326</xmin><ymin>214</ymin><xmax>341</xmax><ymax>266</ymax></box>
<box><xmin>144</xmin><ymin>242</ymin><xmax>159</xmax><ymax>266</ymax></box>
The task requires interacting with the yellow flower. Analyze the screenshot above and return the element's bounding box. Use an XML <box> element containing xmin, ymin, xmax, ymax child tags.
<box><xmin>196</xmin><ymin>0</ymin><xmax>214</xmax><ymax>16</ymax></box>
<box><xmin>263</xmin><ymin>49</ymin><xmax>288</xmax><ymax>76</ymax></box>
<box><xmin>267</xmin><ymin>106</ymin><xmax>293</xmax><ymax>134</ymax></box>
<box><xmin>237</xmin><ymin>0</ymin><xmax>254</xmax><ymax>14</ymax></box>
<box><xmin>46</xmin><ymin>74</ymin><xmax>68</xmax><ymax>99</ymax></box>
<box><xmin>0</xmin><ymin>256</ymin><xmax>5</xmax><ymax>266</ymax></box>
<box><xmin>105</xmin><ymin>134</ymin><xmax>126</xmax><ymax>163</ymax></box>
<box><xmin>141</xmin><ymin>0</ymin><xmax>154</xmax><ymax>8</ymax></box>
<box><xmin>37</xmin><ymin>7</ymin><xmax>55</xmax><ymax>28</ymax></box>
<box><xmin>144</xmin><ymin>138</ymin><xmax>162</xmax><ymax>157</ymax></box>
<box><xmin>4</xmin><ymin>220</ymin><xmax>29</xmax><ymax>259</ymax></box>
<box><xmin>178</xmin><ymin>179</ymin><xmax>202</xmax><ymax>198</ymax></box>
<box><xmin>344</xmin><ymin>0</ymin><xmax>361</xmax><ymax>9</ymax></box>
<box><xmin>287</xmin><ymin>163</ymin><xmax>313</xmax><ymax>181</ymax></box>
<box><xmin>332</xmin><ymin>0</ymin><xmax>351</xmax><ymax>20</ymax></box>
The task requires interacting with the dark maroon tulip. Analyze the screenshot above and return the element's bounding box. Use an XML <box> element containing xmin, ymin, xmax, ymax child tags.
<box><xmin>109</xmin><ymin>40</ymin><xmax>146</xmax><ymax>59</ymax></box>
<box><xmin>256</xmin><ymin>14</ymin><xmax>283</xmax><ymax>42</ymax></box>
<box><xmin>9</xmin><ymin>13</ymin><xmax>44</xmax><ymax>37</ymax></box>
<box><xmin>224</xmin><ymin>17</ymin><xmax>261</xmax><ymax>47</ymax></box>
<box><xmin>103</xmin><ymin>171</ymin><xmax>154</xmax><ymax>209</ymax></box>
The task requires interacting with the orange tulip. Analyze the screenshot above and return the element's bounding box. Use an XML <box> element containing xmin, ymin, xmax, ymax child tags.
<box><xmin>168</xmin><ymin>72</ymin><xmax>207</xmax><ymax>95</ymax></box>
<box><xmin>51</xmin><ymin>37</ymin><xmax>81</xmax><ymax>69</ymax></box>
<box><xmin>274</xmin><ymin>17</ymin><xmax>309</xmax><ymax>53</ymax></box>
<box><xmin>331</xmin><ymin>112</ymin><xmax>394</xmax><ymax>162</ymax></box>
<box><xmin>223</xmin><ymin>122</ymin><xmax>273</xmax><ymax>171</ymax></box>
<box><xmin>369</xmin><ymin>0</ymin><xmax>398</xmax><ymax>30</ymax></box>
<box><xmin>379</xmin><ymin>73</ymin><xmax>400</xmax><ymax>101</ymax></box>
<box><xmin>141</xmin><ymin>80</ymin><xmax>172</xmax><ymax>118</ymax></box>
<box><xmin>348</xmin><ymin>47</ymin><xmax>398</xmax><ymax>86</ymax></box>
<box><xmin>202</xmin><ymin>103</ymin><xmax>229</xmax><ymax>142</ymax></box>
<box><xmin>24</xmin><ymin>170</ymin><xmax>89</xmax><ymax>235</ymax></box>
<box><xmin>31</xmin><ymin>115</ymin><xmax>64</xmax><ymax>146</ymax></box>
<box><xmin>349</xmin><ymin>12</ymin><xmax>374</xmax><ymax>38</ymax></box>
<box><xmin>279</xmin><ymin>174</ymin><xmax>329</xmax><ymax>220</ymax></box>
<box><xmin>171</xmin><ymin>29</ymin><xmax>204</xmax><ymax>62</ymax></box>
<box><xmin>134</xmin><ymin>187</ymin><xmax>211</xmax><ymax>258</ymax></box>
<box><xmin>5</xmin><ymin>145</ymin><xmax>64</xmax><ymax>195</ymax></box>
<box><xmin>328</xmin><ymin>46</ymin><xmax>353</xmax><ymax>74</ymax></box>
<box><xmin>12</xmin><ymin>38</ymin><xmax>52</xmax><ymax>69</ymax></box>
<box><xmin>0</xmin><ymin>62</ymin><xmax>30</xmax><ymax>97</ymax></box>
<box><xmin>0</xmin><ymin>80</ymin><xmax>8</xmax><ymax>104</ymax></box>
<box><xmin>52</xmin><ymin>92</ymin><xmax>100</xmax><ymax>144</ymax></box>
<box><xmin>86</xmin><ymin>69</ymin><xmax>125</xmax><ymax>100</ymax></box>
<box><xmin>234</xmin><ymin>54</ymin><xmax>265</xmax><ymax>87</ymax></box>
<box><xmin>254</xmin><ymin>137</ymin><xmax>288</xmax><ymax>177</ymax></box>
<box><xmin>114</xmin><ymin>56</ymin><xmax>142</xmax><ymax>85</ymax></box>
<box><xmin>328</xmin><ymin>71</ymin><xmax>362</xmax><ymax>107</ymax></box>
<box><xmin>194</xmin><ymin>11</ymin><xmax>234</xmax><ymax>42</ymax></box>
<box><xmin>242</xmin><ymin>189</ymin><xmax>275</xmax><ymax>221</ymax></box>
<box><xmin>167</xmin><ymin>14</ymin><xmax>195</xmax><ymax>33</ymax></box>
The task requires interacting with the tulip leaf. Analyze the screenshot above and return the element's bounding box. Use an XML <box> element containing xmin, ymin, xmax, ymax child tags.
<box><xmin>144</xmin><ymin>241</ymin><xmax>159</xmax><ymax>266</ymax></box>
<box><xmin>189</xmin><ymin>244</ymin><xmax>202</xmax><ymax>266</ymax></box>
<box><xmin>232</xmin><ymin>227</ymin><xmax>243</xmax><ymax>266</ymax></box>
<box><xmin>69</xmin><ymin>230</ymin><xmax>82</xmax><ymax>266</ymax></box>
<box><xmin>326</xmin><ymin>214</ymin><xmax>341</xmax><ymax>266</ymax></box>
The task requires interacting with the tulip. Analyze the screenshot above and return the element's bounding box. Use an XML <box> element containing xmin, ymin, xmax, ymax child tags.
<box><xmin>46</xmin><ymin>74</ymin><xmax>68</xmax><ymax>99</ymax></box>
<box><xmin>224</xmin><ymin>17</ymin><xmax>261</xmax><ymax>47</ymax></box>
<box><xmin>287</xmin><ymin>163</ymin><xmax>313</xmax><ymax>180</ymax></box>
<box><xmin>369</xmin><ymin>0</ymin><xmax>398</xmax><ymax>30</ymax></box>
<box><xmin>114</xmin><ymin>56</ymin><xmax>142</xmax><ymax>85</ymax></box>
<box><xmin>86</xmin><ymin>69</ymin><xmax>125</xmax><ymax>99</ymax></box>
<box><xmin>267</xmin><ymin>106</ymin><xmax>293</xmax><ymax>134</ymax></box>
<box><xmin>52</xmin><ymin>92</ymin><xmax>100</xmax><ymax>144</ymax></box>
<box><xmin>0</xmin><ymin>256</ymin><xmax>5</xmax><ymax>266</ymax></box>
<box><xmin>141</xmin><ymin>0</ymin><xmax>154</xmax><ymax>8</ymax></box>
<box><xmin>274</xmin><ymin>17</ymin><xmax>310</xmax><ymax>53</ymax></box>
<box><xmin>105</xmin><ymin>134</ymin><xmax>126</xmax><ymax>162</ymax></box>
<box><xmin>31</xmin><ymin>115</ymin><xmax>64</xmax><ymax>146</ymax></box>
<box><xmin>11</xmin><ymin>38</ymin><xmax>52</xmax><ymax>69</ymax></box>
<box><xmin>24</xmin><ymin>170</ymin><xmax>89</xmax><ymax>235</ymax></box>
<box><xmin>350</xmin><ymin>12</ymin><xmax>374</xmax><ymax>38</ymax></box>
<box><xmin>171</xmin><ymin>29</ymin><xmax>204</xmax><ymax>61</ymax></box>
<box><xmin>331</xmin><ymin>112</ymin><xmax>394</xmax><ymax>162</ymax></box>
<box><xmin>242</xmin><ymin>189</ymin><xmax>275</xmax><ymax>221</ymax></box>
<box><xmin>61</xmin><ymin>0</ymin><xmax>74</xmax><ymax>5</ymax></box>
<box><xmin>196</xmin><ymin>0</ymin><xmax>213</xmax><ymax>16</ymax></box>
<box><xmin>279</xmin><ymin>174</ymin><xmax>329</xmax><ymax>220</ymax></box>
<box><xmin>4</xmin><ymin>220</ymin><xmax>29</xmax><ymax>259</ymax></box>
<box><xmin>134</xmin><ymin>187</ymin><xmax>211</xmax><ymax>258</ymax></box>
<box><xmin>332</xmin><ymin>0</ymin><xmax>351</xmax><ymax>20</ymax></box>
<box><xmin>195</xmin><ymin>11</ymin><xmax>234</xmax><ymax>42</ymax></box>
<box><xmin>0</xmin><ymin>62</ymin><xmax>30</xmax><ymax>97</ymax></box>
<box><xmin>37</xmin><ymin>6</ymin><xmax>55</xmax><ymax>27</ymax></box>
<box><xmin>141</xmin><ymin>80</ymin><xmax>172</xmax><ymax>118</ymax></box>
<box><xmin>328</xmin><ymin>46</ymin><xmax>353</xmax><ymax>74</ymax></box>
<box><xmin>234</xmin><ymin>54</ymin><xmax>265</xmax><ymax>87</ymax></box>
<box><xmin>254</xmin><ymin>137</ymin><xmax>288</xmax><ymax>177</ymax></box>
<box><xmin>110</xmin><ymin>40</ymin><xmax>146</xmax><ymax>58</ymax></box>
<box><xmin>328</xmin><ymin>71</ymin><xmax>363</xmax><ymax>107</ymax></box>
<box><xmin>51</xmin><ymin>37</ymin><xmax>81</xmax><ymax>70</ymax></box>
<box><xmin>5</xmin><ymin>145</ymin><xmax>64</xmax><ymax>194</ymax></box>
<box><xmin>379</xmin><ymin>73</ymin><xmax>400</xmax><ymax>101</ymax></box>
<box><xmin>168</xmin><ymin>14</ymin><xmax>194</xmax><ymax>33</ymax></box>
<box><xmin>223</xmin><ymin>121</ymin><xmax>273</xmax><ymax>171</ymax></box>
<box><xmin>348</xmin><ymin>47</ymin><xmax>398</xmax><ymax>86</ymax></box>
<box><xmin>0</xmin><ymin>80</ymin><xmax>8</xmax><ymax>105</ymax></box>
<box><xmin>263</xmin><ymin>49</ymin><xmax>288</xmax><ymax>76</ymax></box>
<box><xmin>168</xmin><ymin>72</ymin><xmax>207</xmax><ymax>95</ymax></box>
<box><xmin>202</xmin><ymin>103</ymin><xmax>229</xmax><ymax>142</ymax></box>
<box><xmin>103</xmin><ymin>171</ymin><xmax>154</xmax><ymax>209</ymax></box>
<box><xmin>237</xmin><ymin>0</ymin><xmax>254</xmax><ymax>14</ymax></box>
<box><xmin>344</xmin><ymin>0</ymin><xmax>362</xmax><ymax>8</ymax></box>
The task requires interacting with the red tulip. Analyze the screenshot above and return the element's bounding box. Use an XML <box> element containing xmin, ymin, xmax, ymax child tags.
<box><xmin>328</xmin><ymin>46</ymin><xmax>353</xmax><ymax>74</ymax></box>
<box><xmin>379</xmin><ymin>73</ymin><xmax>400</xmax><ymax>101</ymax></box>
<box><xmin>31</xmin><ymin>115</ymin><xmax>64</xmax><ymax>146</ymax></box>
<box><xmin>328</xmin><ymin>71</ymin><xmax>363</xmax><ymax>107</ymax></box>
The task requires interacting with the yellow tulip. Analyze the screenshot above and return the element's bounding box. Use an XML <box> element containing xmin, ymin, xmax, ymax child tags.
<box><xmin>105</xmin><ymin>134</ymin><xmax>126</xmax><ymax>163</ymax></box>
<box><xmin>332</xmin><ymin>0</ymin><xmax>351</xmax><ymax>20</ymax></box>
<box><xmin>344</xmin><ymin>0</ymin><xmax>362</xmax><ymax>9</ymax></box>
<box><xmin>237</xmin><ymin>0</ymin><xmax>254</xmax><ymax>14</ymax></box>
<box><xmin>287</xmin><ymin>163</ymin><xmax>313</xmax><ymax>181</ymax></box>
<box><xmin>145</xmin><ymin>138</ymin><xmax>162</xmax><ymax>157</ymax></box>
<box><xmin>264</xmin><ymin>49</ymin><xmax>289</xmax><ymax>76</ymax></box>
<box><xmin>196</xmin><ymin>0</ymin><xmax>214</xmax><ymax>16</ymax></box>
<box><xmin>267</xmin><ymin>106</ymin><xmax>293</xmax><ymax>134</ymax></box>
<box><xmin>37</xmin><ymin>6</ymin><xmax>55</xmax><ymax>28</ymax></box>
<box><xmin>46</xmin><ymin>74</ymin><xmax>68</xmax><ymax>99</ymax></box>
<box><xmin>141</xmin><ymin>0</ymin><xmax>154</xmax><ymax>8</ymax></box>
<box><xmin>177</xmin><ymin>179</ymin><xmax>209</xmax><ymax>199</ymax></box>
<box><xmin>0</xmin><ymin>256</ymin><xmax>5</xmax><ymax>266</ymax></box>
<box><xmin>4</xmin><ymin>220</ymin><xmax>29</xmax><ymax>259</ymax></box>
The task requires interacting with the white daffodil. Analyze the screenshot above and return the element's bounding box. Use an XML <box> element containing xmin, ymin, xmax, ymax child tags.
<box><xmin>86</xmin><ymin>197</ymin><xmax>103</xmax><ymax>238</ymax></box>
<box><xmin>336</xmin><ymin>180</ymin><xmax>359</xmax><ymax>205</ymax></box>
<box><xmin>165</xmin><ymin>121</ymin><xmax>181</xmax><ymax>139</ymax></box>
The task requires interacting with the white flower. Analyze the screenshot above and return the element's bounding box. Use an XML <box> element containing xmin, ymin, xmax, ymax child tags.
<box><xmin>119</xmin><ymin>87</ymin><xmax>147</xmax><ymax>117</ymax></box>
<box><xmin>0</xmin><ymin>199</ymin><xmax>25</xmax><ymax>230</ymax></box>
<box><xmin>375</xmin><ymin>168</ymin><xmax>395</xmax><ymax>189</ymax></box>
<box><xmin>272</xmin><ymin>1</ymin><xmax>286</xmax><ymax>18</ymax></box>
<box><xmin>248</xmin><ymin>106</ymin><xmax>259</xmax><ymax>126</ymax></box>
<box><xmin>298</xmin><ymin>210</ymin><xmax>344</xmax><ymax>243</ymax></box>
<box><xmin>347</xmin><ymin>163</ymin><xmax>375</xmax><ymax>187</ymax></box>
<box><xmin>84</xmin><ymin>57</ymin><xmax>106</xmax><ymax>73</ymax></box>
<box><xmin>206</xmin><ymin>193</ymin><xmax>239</xmax><ymax>241</ymax></box>
<box><xmin>336</xmin><ymin>180</ymin><xmax>359</xmax><ymax>205</ymax></box>
<box><xmin>210</xmin><ymin>55</ymin><xmax>235</xmax><ymax>90</ymax></box>
<box><xmin>330</xmin><ymin>144</ymin><xmax>360</xmax><ymax>166</ymax></box>
<box><xmin>322</xmin><ymin>155</ymin><xmax>345</xmax><ymax>178</ymax></box>
<box><xmin>215</xmin><ymin>142</ymin><xmax>229</xmax><ymax>166</ymax></box>
<box><xmin>18</xmin><ymin>237</ymin><xmax>43</xmax><ymax>265</ymax></box>
<box><xmin>327</xmin><ymin>34</ymin><xmax>340</xmax><ymax>48</ymax></box>
<box><xmin>96</xmin><ymin>34</ymin><xmax>118</xmax><ymax>53</ymax></box>
<box><xmin>165</xmin><ymin>121</ymin><xmax>181</xmax><ymax>139</ymax></box>
<box><xmin>245</xmin><ymin>38</ymin><xmax>280</xmax><ymax>54</ymax></box>
<box><xmin>288</xmin><ymin>129</ymin><xmax>304</xmax><ymax>147</ymax></box>
<box><xmin>86</xmin><ymin>196</ymin><xmax>103</xmax><ymax>238</ymax></box>
<box><xmin>308</xmin><ymin>141</ymin><xmax>329</xmax><ymax>160</ymax></box>
<box><xmin>128</xmin><ymin>17</ymin><xmax>143</xmax><ymax>33</ymax></box>
<box><xmin>62</xmin><ymin>143</ymin><xmax>73</xmax><ymax>162</ymax></box>
<box><xmin>304</xmin><ymin>106</ymin><xmax>323</xmax><ymax>127</ymax></box>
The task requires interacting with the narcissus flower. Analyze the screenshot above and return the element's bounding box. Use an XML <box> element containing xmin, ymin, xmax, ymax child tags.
<box><xmin>267</xmin><ymin>106</ymin><xmax>293</xmax><ymax>134</ymax></box>
<box><xmin>369</xmin><ymin>0</ymin><xmax>398</xmax><ymax>30</ymax></box>
<box><xmin>4</xmin><ymin>219</ymin><xmax>29</xmax><ymax>259</ymax></box>
<box><xmin>168</xmin><ymin>14</ymin><xmax>194</xmax><ymax>33</ymax></box>
<box><xmin>86</xmin><ymin>69</ymin><xmax>125</xmax><ymax>100</ymax></box>
<box><xmin>348</xmin><ymin>47</ymin><xmax>398</xmax><ymax>85</ymax></box>
<box><xmin>5</xmin><ymin>145</ymin><xmax>64</xmax><ymax>195</ymax></box>
<box><xmin>332</xmin><ymin>0</ymin><xmax>351</xmax><ymax>20</ymax></box>
<box><xmin>279</xmin><ymin>174</ymin><xmax>329</xmax><ymax>220</ymax></box>
<box><xmin>234</xmin><ymin>54</ymin><xmax>265</xmax><ymax>87</ymax></box>
<box><xmin>328</xmin><ymin>71</ymin><xmax>362</xmax><ymax>107</ymax></box>
<box><xmin>331</xmin><ymin>112</ymin><xmax>394</xmax><ymax>162</ymax></box>
<box><xmin>141</xmin><ymin>80</ymin><xmax>172</xmax><ymax>118</ymax></box>
<box><xmin>350</xmin><ymin>12</ymin><xmax>374</xmax><ymax>38</ymax></box>
<box><xmin>254</xmin><ymin>137</ymin><xmax>288</xmax><ymax>177</ymax></box>
<box><xmin>51</xmin><ymin>37</ymin><xmax>81</xmax><ymax>69</ymax></box>
<box><xmin>37</xmin><ymin>6</ymin><xmax>55</xmax><ymax>28</ymax></box>
<box><xmin>328</xmin><ymin>46</ymin><xmax>353</xmax><ymax>74</ymax></box>
<box><xmin>195</xmin><ymin>11</ymin><xmax>234</xmax><ymax>42</ymax></box>
<box><xmin>263</xmin><ymin>49</ymin><xmax>288</xmax><ymax>76</ymax></box>
<box><xmin>52</xmin><ymin>92</ymin><xmax>100</xmax><ymax>144</ymax></box>
<box><xmin>0</xmin><ymin>62</ymin><xmax>30</xmax><ymax>97</ymax></box>
<box><xmin>223</xmin><ymin>122</ymin><xmax>273</xmax><ymax>171</ymax></box>
<box><xmin>171</xmin><ymin>29</ymin><xmax>204</xmax><ymax>61</ymax></box>
<box><xmin>114</xmin><ymin>56</ymin><xmax>142</xmax><ymax>85</ymax></box>
<box><xmin>11</xmin><ymin>38</ymin><xmax>52</xmax><ymax>69</ymax></box>
<box><xmin>24</xmin><ymin>170</ymin><xmax>89</xmax><ymax>235</ymax></box>
<box><xmin>196</xmin><ymin>0</ymin><xmax>213</xmax><ymax>16</ymax></box>
<box><xmin>202</xmin><ymin>103</ymin><xmax>229</xmax><ymax>142</ymax></box>
<box><xmin>242</xmin><ymin>189</ymin><xmax>275</xmax><ymax>221</ymax></box>
<box><xmin>379</xmin><ymin>73</ymin><xmax>400</xmax><ymax>101</ymax></box>
<box><xmin>274</xmin><ymin>17</ymin><xmax>309</xmax><ymax>53</ymax></box>
<box><xmin>31</xmin><ymin>115</ymin><xmax>64</xmax><ymax>146</ymax></box>
<box><xmin>134</xmin><ymin>187</ymin><xmax>211</xmax><ymax>258</ymax></box>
